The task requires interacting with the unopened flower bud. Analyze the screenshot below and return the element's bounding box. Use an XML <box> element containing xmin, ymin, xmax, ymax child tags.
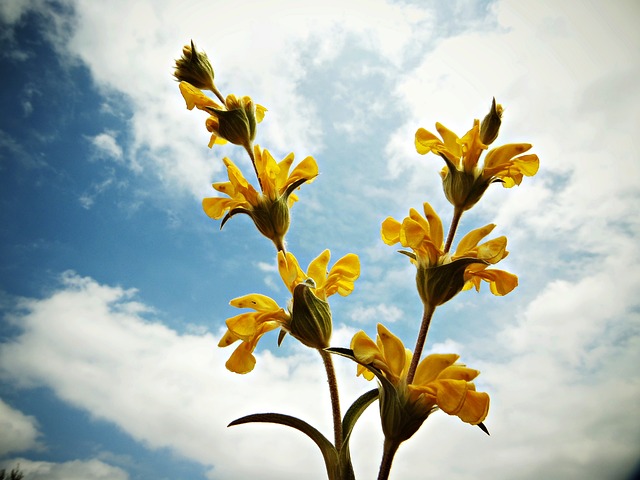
<box><xmin>204</xmin><ymin>95</ymin><xmax>258</xmax><ymax>152</ymax></box>
<box><xmin>416</xmin><ymin>257</ymin><xmax>488</xmax><ymax>308</ymax></box>
<box><xmin>173</xmin><ymin>40</ymin><xmax>217</xmax><ymax>92</ymax></box>
<box><xmin>480</xmin><ymin>97</ymin><xmax>503</xmax><ymax>146</ymax></box>
<box><xmin>441</xmin><ymin>167</ymin><xmax>491</xmax><ymax>212</ymax></box>
<box><xmin>289</xmin><ymin>279</ymin><xmax>333</xmax><ymax>349</ymax></box>
<box><xmin>248</xmin><ymin>196</ymin><xmax>290</xmax><ymax>252</ymax></box>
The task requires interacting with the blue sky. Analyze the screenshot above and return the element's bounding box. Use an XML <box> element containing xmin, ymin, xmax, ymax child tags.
<box><xmin>1</xmin><ymin>1</ymin><xmax>639</xmax><ymax>479</ymax></box>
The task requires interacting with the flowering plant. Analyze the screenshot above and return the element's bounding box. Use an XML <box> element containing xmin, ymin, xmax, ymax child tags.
<box><xmin>174</xmin><ymin>40</ymin><xmax>539</xmax><ymax>479</ymax></box>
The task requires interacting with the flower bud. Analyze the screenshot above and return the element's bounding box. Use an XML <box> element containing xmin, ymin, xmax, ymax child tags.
<box><xmin>204</xmin><ymin>95</ymin><xmax>258</xmax><ymax>151</ymax></box>
<box><xmin>243</xmin><ymin>195</ymin><xmax>289</xmax><ymax>252</ymax></box>
<box><xmin>441</xmin><ymin>167</ymin><xmax>491</xmax><ymax>211</ymax></box>
<box><xmin>173</xmin><ymin>40</ymin><xmax>217</xmax><ymax>92</ymax></box>
<box><xmin>416</xmin><ymin>257</ymin><xmax>488</xmax><ymax>308</ymax></box>
<box><xmin>289</xmin><ymin>279</ymin><xmax>333</xmax><ymax>349</ymax></box>
<box><xmin>480</xmin><ymin>97</ymin><xmax>503</xmax><ymax>146</ymax></box>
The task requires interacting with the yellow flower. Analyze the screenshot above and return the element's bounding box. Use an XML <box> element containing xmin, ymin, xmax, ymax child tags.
<box><xmin>381</xmin><ymin>202</ymin><xmax>517</xmax><ymax>307</ymax></box>
<box><xmin>350</xmin><ymin>324</ymin><xmax>489</xmax><ymax>441</ymax></box>
<box><xmin>219</xmin><ymin>250</ymin><xmax>360</xmax><ymax>373</ymax></box>
<box><xmin>415</xmin><ymin>102</ymin><xmax>539</xmax><ymax>211</ymax></box>
<box><xmin>179</xmin><ymin>81</ymin><xmax>267</xmax><ymax>151</ymax></box>
<box><xmin>218</xmin><ymin>294</ymin><xmax>290</xmax><ymax>374</ymax></box>
<box><xmin>202</xmin><ymin>146</ymin><xmax>318</xmax><ymax>251</ymax></box>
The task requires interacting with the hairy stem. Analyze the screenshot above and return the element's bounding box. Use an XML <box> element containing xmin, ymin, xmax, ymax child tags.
<box><xmin>319</xmin><ymin>349</ymin><xmax>343</xmax><ymax>451</ymax></box>
<box><xmin>377</xmin><ymin>438</ymin><xmax>401</xmax><ymax>480</ymax></box>
<box><xmin>444</xmin><ymin>206</ymin><xmax>464</xmax><ymax>253</ymax></box>
<box><xmin>406</xmin><ymin>304</ymin><xmax>436</xmax><ymax>384</ymax></box>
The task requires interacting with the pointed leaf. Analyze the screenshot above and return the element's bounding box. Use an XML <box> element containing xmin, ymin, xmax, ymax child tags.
<box><xmin>229</xmin><ymin>413</ymin><xmax>341</xmax><ymax>480</ymax></box>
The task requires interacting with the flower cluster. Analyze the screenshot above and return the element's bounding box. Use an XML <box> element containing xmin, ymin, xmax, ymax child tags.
<box><xmin>174</xmin><ymin>42</ymin><xmax>539</xmax><ymax>480</ymax></box>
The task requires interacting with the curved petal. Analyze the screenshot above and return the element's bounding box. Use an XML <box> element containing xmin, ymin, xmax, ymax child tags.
<box><xmin>435</xmin><ymin>122</ymin><xmax>461</xmax><ymax>158</ymax></box>
<box><xmin>422</xmin><ymin>202</ymin><xmax>444</xmax><ymax>249</ymax></box>
<box><xmin>433</xmin><ymin>378</ymin><xmax>468</xmax><ymax>415</ymax></box>
<box><xmin>415</xmin><ymin>128</ymin><xmax>444</xmax><ymax>155</ymax></box>
<box><xmin>483</xmin><ymin>143</ymin><xmax>532</xmax><ymax>172</ymax></box>
<box><xmin>285</xmin><ymin>156</ymin><xmax>319</xmax><ymax>191</ymax></box>
<box><xmin>456</xmin><ymin>390</ymin><xmax>490</xmax><ymax>424</ymax></box>
<box><xmin>278</xmin><ymin>251</ymin><xmax>305</xmax><ymax>293</ymax></box>
<box><xmin>202</xmin><ymin>197</ymin><xmax>241</xmax><ymax>219</ymax></box>
<box><xmin>351</xmin><ymin>330</ymin><xmax>381</xmax><ymax>364</ymax></box>
<box><xmin>413</xmin><ymin>353</ymin><xmax>459</xmax><ymax>386</ymax></box>
<box><xmin>225</xmin><ymin>341</ymin><xmax>257</xmax><ymax>374</ymax></box>
<box><xmin>437</xmin><ymin>365</ymin><xmax>480</xmax><ymax>382</ymax></box>
<box><xmin>230</xmin><ymin>293</ymin><xmax>281</xmax><ymax>312</ymax></box>
<box><xmin>307</xmin><ymin>250</ymin><xmax>331</xmax><ymax>291</ymax></box>
<box><xmin>376</xmin><ymin>324</ymin><xmax>406</xmax><ymax>381</ymax></box>
<box><xmin>381</xmin><ymin>217</ymin><xmax>402</xmax><ymax>245</ymax></box>
<box><xmin>455</xmin><ymin>224</ymin><xmax>496</xmax><ymax>256</ymax></box>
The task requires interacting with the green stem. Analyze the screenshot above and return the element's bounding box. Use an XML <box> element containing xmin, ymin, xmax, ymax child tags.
<box><xmin>444</xmin><ymin>206</ymin><xmax>464</xmax><ymax>254</ymax></box>
<box><xmin>319</xmin><ymin>349</ymin><xmax>343</xmax><ymax>451</ymax></box>
<box><xmin>377</xmin><ymin>438</ymin><xmax>401</xmax><ymax>480</ymax></box>
<box><xmin>406</xmin><ymin>304</ymin><xmax>436</xmax><ymax>384</ymax></box>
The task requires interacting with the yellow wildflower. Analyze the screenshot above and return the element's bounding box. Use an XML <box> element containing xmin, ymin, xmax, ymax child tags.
<box><xmin>350</xmin><ymin>324</ymin><xmax>489</xmax><ymax>441</ymax></box>
<box><xmin>179</xmin><ymin>81</ymin><xmax>267</xmax><ymax>152</ymax></box>
<box><xmin>381</xmin><ymin>202</ymin><xmax>517</xmax><ymax>307</ymax></box>
<box><xmin>415</xmin><ymin>100</ymin><xmax>539</xmax><ymax>211</ymax></box>
<box><xmin>219</xmin><ymin>250</ymin><xmax>360</xmax><ymax>373</ymax></box>
<box><xmin>202</xmin><ymin>146</ymin><xmax>318</xmax><ymax>251</ymax></box>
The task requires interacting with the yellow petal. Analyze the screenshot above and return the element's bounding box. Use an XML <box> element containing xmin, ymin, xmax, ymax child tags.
<box><xmin>278</xmin><ymin>251</ymin><xmax>305</xmax><ymax>293</ymax></box>
<box><xmin>415</xmin><ymin>128</ymin><xmax>444</xmax><ymax>155</ymax></box>
<box><xmin>307</xmin><ymin>250</ymin><xmax>331</xmax><ymax>291</ymax></box>
<box><xmin>484</xmin><ymin>143</ymin><xmax>532</xmax><ymax>172</ymax></box>
<box><xmin>422</xmin><ymin>202</ymin><xmax>444</xmax><ymax>249</ymax></box>
<box><xmin>286</xmin><ymin>156</ymin><xmax>319</xmax><ymax>191</ymax></box>
<box><xmin>218</xmin><ymin>329</ymin><xmax>239</xmax><ymax>347</ymax></box>
<box><xmin>455</xmin><ymin>224</ymin><xmax>496</xmax><ymax>256</ymax></box>
<box><xmin>437</xmin><ymin>365</ymin><xmax>480</xmax><ymax>382</ymax></box>
<box><xmin>225</xmin><ymin>313</ymin><xmax>258</xmax><ymax>339</ymax></box>
<box><xmin>225</xmin><ymin>342</ymin><xmax>257</xmax><ymax>374</ymax></box>
<box><xmin>381</xmin><ymin>217</ymin><xmax>402</xmax><ymax>245</ymax></box>
<box><xmin>435</xmin><ymin>122</ymin><xmax>461</xmax><ymax>158</ymax></box>
<box><xmin>456</xmin><ymin>390</ymin><xmax>490</xmax><ymax>424</ymax></box>
<box><xmin>256</xmin><ymin>104</ymin><xmax>267</xmax><ymax>123</ymax></box>
<box><xmin>413</xmin><ymin>353</ymin><xmax>459</xmax><ymax>386</ymax></box>
<box><xmin>376</xmin><ymin>324</ymin><xmax>406</xmax><ymax>380</ymax></box>
<box><xmin>230</xmin><ymin>293</ymin><xmax>281</xmax><ymax>312</ymax></box>
<box><xmin>434</xmin><ymin>379</ymin><xmax>468</xmax><ymax>415</ymax></box>
<box><xmin>351</xmin><ymin>330</ymin><xmax>380</xmax><ymax>364</ymax></box>
<box><xmin>179</xmin><ymin>81</ymin><xmax>220</xmax><ymax>111</ymax></box>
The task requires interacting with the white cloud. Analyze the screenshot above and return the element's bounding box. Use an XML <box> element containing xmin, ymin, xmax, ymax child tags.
<box><xmin>0</xmin><ymin>272</ymin><xmax>369</xmax><ymax>480</ymax></box>
<box><xmin>89</xmin><ymin>131</ymin><xmax>123</xmax><ymax>162</ymax></box>
<box><xmin>0</xmin><ymin>398</ymin><xmax>41</xmax><ymax>455</ymax></box>
<box><xmin>0</xmin><ymin>458</ymin><xmax>129</xmax><ymax>480</ymax></box>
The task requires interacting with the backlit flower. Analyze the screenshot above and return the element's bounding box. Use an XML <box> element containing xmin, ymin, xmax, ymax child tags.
<box><xmin>173</xmin><ymin>40</ymin><xmax>217</xmax><ymax>93</ymax></box>
<box><xmin>381</xmin><ymin>202</ymin><xmax>517</xmax><ymax>307</ymax></box>
<box><xmin>219</xmin><ymin>250</ymin><xmax>360</xmax><ymax>373</ymax></box>
<box><xmin>350</xmin><ymin>324</ymin><xmax>489</xmax><ymax>441</ymax></box>
<box><xmin>179</xmin><ymin>81</ymin><xmax>267</xmax><ymax>152</ymax></box>
<box><xmin>202</xmin><ymin>146</ymin><xmax>318</xmax><ymax>251</ymax></box>
<box><xmin>415</xmin><ymin>100</ymin><xmax>539</xmax><ymax>211</ymax></box>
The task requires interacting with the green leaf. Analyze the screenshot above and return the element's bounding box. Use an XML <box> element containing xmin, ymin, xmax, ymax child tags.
<box><xmin>229</xmin><ymin>413</ymin><xmax>341</xmax><ymax>479</ymax></box>
<box><xmin>339</xmin><ymin>389</ymin><xmax>379</xmax><ymax>479</ymax></box>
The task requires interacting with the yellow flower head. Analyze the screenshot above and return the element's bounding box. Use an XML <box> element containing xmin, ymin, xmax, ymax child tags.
<box><xmin>350</xmin><ymin>324</ymin><xmax>489</xmax><ymax>441</ymax></box>
<box><xmin>415</xmin><ymin>100</ymin><xmax>539</xmax><ymax>211</ymax></box>
<box><xmin>202</xmin><ymin>146</ymin><xmax>318</xmax><ymax>251</ymax></box>
<box><xmin>381</xmin><ymin>202</ymin><xmax>517</xmax><ymax>307</ymax></box>
<box><xmin>179</xmin><ymin>81</ymin><xmax>267</xmax><ymax>152</ymax></box>
<box><xmin>219</xmin><ymin>250</ymin><xmax>360</xmax><ymax>373</ymax></box>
